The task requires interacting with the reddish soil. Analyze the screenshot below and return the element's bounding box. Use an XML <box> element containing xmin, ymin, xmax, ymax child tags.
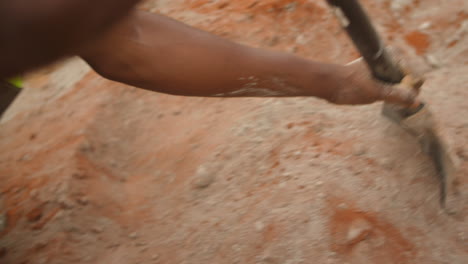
<box><xmin>0</xmin><ymin>0</ymin><xmax>467</xmax><ymax>263</ymax></box>
<box><xmin>404</xmin><ymin>31</ymin><xmax>430</xmax><ymax>55</ymax></box>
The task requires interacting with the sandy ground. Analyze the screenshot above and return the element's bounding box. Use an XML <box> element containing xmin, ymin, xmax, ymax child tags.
<box><xmin>0</xmin><ymin>0</ymin><xmax>467</xmax><ymax>263</ymax></box>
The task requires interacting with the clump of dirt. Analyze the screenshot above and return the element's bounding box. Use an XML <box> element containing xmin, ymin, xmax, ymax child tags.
<box><xmin>0</xmin><ymin>0</ymin><xmax>467</xmax><ymax>263</ymax></box>
<box><xmin>404</xmin><ymin>31</ymin><xmax>431</xmax><ymax>55</ymax></box>
<box><xmin>329</xmin><ymin>203</ymin><xmax>416</xmax><ymax>264</ymax></box>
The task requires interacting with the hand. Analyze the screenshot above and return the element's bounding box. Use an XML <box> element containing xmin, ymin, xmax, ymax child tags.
<box><xmin>327</xmin><ymin>58</ymin><xmax>422</xmax><ymax>106</ymax></box>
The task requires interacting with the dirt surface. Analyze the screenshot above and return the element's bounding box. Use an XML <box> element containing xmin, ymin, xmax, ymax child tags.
<box><xmin>1</xmin><ymin>0</ymin><xmax>467</xmax><ymax>263</ymax></box>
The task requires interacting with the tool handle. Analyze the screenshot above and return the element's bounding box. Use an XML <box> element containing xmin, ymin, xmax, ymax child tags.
<box><xmin>326</xmin><ymin>0</ymin><xmax>405</xmax><ymax>84</ymax></box>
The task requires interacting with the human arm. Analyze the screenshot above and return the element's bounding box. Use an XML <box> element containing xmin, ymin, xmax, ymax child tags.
<box><xmin>81</xmin><ymin>11</ymin><xmax>417</xmax><ymax>105</ymax></box>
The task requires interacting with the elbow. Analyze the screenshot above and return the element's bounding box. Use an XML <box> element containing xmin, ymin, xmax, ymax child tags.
<box><xmin>81</xmin><ymin>55</ymin><xmax>164</xmax><ymax>93</ymax></box>
<box><xmin>92</xmin><ymin>65</ymin><xmax>120</xmax><ymax>83</ymax></box>
<box><xmin>81</xmin><ymin>55</ymin><xmax>130</xmax><ymax>83</ymax></box>
<box><xmin>81</xmin><ymin>55</ymin><xmax>181</xmax><ymax>96</ymax></box>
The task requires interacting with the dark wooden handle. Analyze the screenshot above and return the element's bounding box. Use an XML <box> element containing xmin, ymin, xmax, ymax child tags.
<box><xmin>326</xmin><ymin>0</ymin><xmax>405</xmax><ymax>84</ymax></box>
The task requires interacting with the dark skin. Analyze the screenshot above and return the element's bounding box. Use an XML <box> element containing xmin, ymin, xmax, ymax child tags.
<box><xmin>0</xmin><ymin>0</ymin><xmax>140</xmax><ymax>77</ymax></box>
<box><xmin>0</xmin><ymin>1</ymin><xmax>418</xmax><ymax>105</ymax></box>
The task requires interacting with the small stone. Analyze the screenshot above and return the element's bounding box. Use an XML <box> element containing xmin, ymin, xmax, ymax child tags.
<box><xmin>315</xmin><ymin>181</ymin><xmax>324</xmax><ymax>187</ymax></box>
<box><xmin>255</xmin><ymin>221</ymin><xmax>265</xmax><ymax>232</ymax></box>
<box><xmin>281</xmin><ymin>172</ymin><xmax>293</xmax><ymax>180</ymax></box>
<box><xmin>456</xmin><ymin>148</ymin><xmax>467</xmax><ymax>161</ymax></box>
<box><xmin>151</xmin><ymin>254</ymin><xmax>160</xmax><ymax>260</ymax></box>
<box><xmin>34</xmin><ymin>241</ymin><xmax>47</xmax><ymax>250</ymax></box>
<box><xmin>26</xmin><ymin>207</ymin><xmax>43</xmax><ymax>222</ymax></box>
<box><xmin>135</xmin><ymin>241</ymin><xmax>147</xmax><ymax>247</ymax></box>
<box><xmin>30</xmin><ymin>189</ymin><xmax>39</xmax><ymax>199</ymax></box>
<box><xmin>419</xmin><ymin>21</ymin><xmax>432</xmax><ymax>30</ymax></box>
<box><xmin>19</xmin><ymin>154</ymin><xmax>32</xmax><ymax>161</ymax></box>
<box><xmin>346</xmin><ymin>219</ymin><xmax>372</xmax><ymax>244</ymax></box>
<box><xmin>293</xmin><ymin>150</ymin><xmax>302</xmax><ymax>158</ymax></box>
<box><xmin>318</xmin><ymin>193</ymin><xmax>326</xmax><ymax>198</ymax></box>
<box><xmin>457</xmin><ymin>232</ymin><xmax>466</xmax><ymax>244</ymax></box>
<box><xmin>287</xmin><ymin>46</ymin><xmax>298</xmax><ymax>54</ymax></box>
<box><xmin>353</xmin><ymin>145</ymin><xmax>367</xmax><ymax>156</ymax></box>
<box><xmin>109</xmin><ymin>161</ymin><xmax>118</xmax><ymax>168</ymax></box>
<box><xmin>267</xmin><ymin>36</ymin><xmax>280</xmax><ymax>47</ymax></box>
<box><xmin>390</xmin><ymin>0</ymin><xmax>409</xmax><ymax>12</ymax></box>
<box><xmin>77</xmin><ymin>196</ymin><xmax>89</xmax><ymax>206</ymax></box>
<box><xmin>237</xmin><ymin>14</ymin><xmax>255</xmax><ymax>22</ymax></box>
<box><xmin>140</xmin><ymin>246</ymin><xmax>149</xmax><ymax>252</ymax></box>
<box><xmin>425</xmin><ymin>55</ymin><xmax>441</xmax><ymax>68</ymax></box>
<box><xmin>78</xmin><ymin>142</ymin><xmax>94</xmax><ymax>153</ymax></box>
<box><xmin>91</xmin><ymin>226</ymin><xmax>103</xmax><ymax>234</ymax></box>
<box><xmin>338</xmin><ymin>203</ymin><xmax>348</xmax><ymax>209</ymax></box>
<box><xmin>231</xmin><ymin>244</ymin><xmax>241</xmax><ymax>251</ymax></box>
<box><xmin>192</xmin><ymin>165</ymin><xmax>215</xmax><ymax>189</ymax></box>
<box><xmin>129</xmin><ymin>232</ymin><xmax>138</xmax><ymax>239</ymax></box>
<box><xmin>380</xmin><ymin>158</ymin><xmax>395</xmax><ymax>170</ymax></box>
<box><xmin>58</xmin><ymin>197</ymin><xmax>75</xmax><ymax>210</ymax></box>
<box><xmin>72</xmin><ymin>172</ymin><xmax>87</xmax><ymax>180</ymax></box>
<box><xmin>252</xmin><ymin>137</ymin><xmax>264</xmax><ymax>144</ymax></box>
<box><xmin>295</xmin><ymin>34</ymin><xmax>307</xmax><ymax>45</ymax></box>
<box><xmin>107</xmin><ymin>243</ymin><xmax>120</xmax><ymax>249</ymax></box>
<box><xmin>257</xmin><ymin>255</ymin><xmax>278</xmax><ymax>264</ymax></box>
<box><xmin>65</xmin><ymin>225</ymin><xmax>82</xmax><ymax>234</ymax></box>
<box><xmin>284</xmin><ymin>2</ymin><xmax>297</xmax><ymax>12</ymax></box>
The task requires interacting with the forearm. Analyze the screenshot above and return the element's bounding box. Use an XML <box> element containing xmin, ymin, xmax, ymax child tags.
<box><xmin>81</xmin><ymin>11</ymin><xmax>339</xmax><ymax>99</ymax></box>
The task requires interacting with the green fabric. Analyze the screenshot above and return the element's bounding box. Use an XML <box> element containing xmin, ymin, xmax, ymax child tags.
<box><xmin>7</xmin><ymin>76</ymin><xmax>23</xmax><ymax>88</ymax></box>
